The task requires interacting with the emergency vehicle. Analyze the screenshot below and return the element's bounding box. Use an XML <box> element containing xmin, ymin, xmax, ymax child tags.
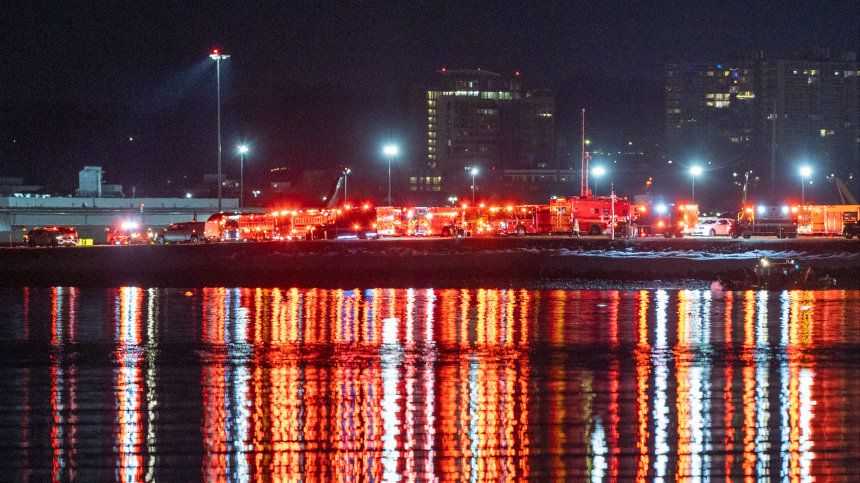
<box><xmin>550</xmin><ymin>196</ymin><xmax>632</xmax><ymax>235</ymax></box>
<box><xmin>732</xmin><ymin>205</ymin><xmax>799</xmax><ymax>239</ymax></box>
<box><xmin>408</xmin><ymin>207</ymin><xmax>461</xmax><ymax>237</ymax></box>
<box><xmin>268</xmin><ymin>209</ymin><xmax>336</xmax><ymax>240</ymax></box>
<box><xmin>206</xmin><ymin>212</ymin><xmax>277</xmax><ymax>241</ymax></box>
<box><xmin>484</xmin><ymin>205</ymin><xmax>552</xmax><ymax>235</ymax></box>
<box><xmin>106</xmin><ymin>221</ymin><xmax>148</xmax><ymax>245</ymax></box>
<box><xmin>313</xmin><ymin>205</ymin><xmax>378</xmax><ymax>239</ymax></box>
<box><xmin>633</xmin><ymin>201</ymin><xmax>689</xmax><ymax>238</ymax></box>
<box><xmin>797</xmin><ymin>205</ymin><xmax>860</xmax><ymax>236</ymax></box>
<box><xmin>375</xmin><ymin>207</ymin><xmax>409</xmax><ymax>236</ymax></box>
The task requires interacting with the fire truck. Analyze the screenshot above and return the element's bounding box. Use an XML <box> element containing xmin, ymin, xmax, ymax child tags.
<box><xmin>375</xmin><ymin>207</ymin><xmax>409</xmax><ymax>236</ymax></box>
<box><xmin>731</xmin><ymin>205</ymin><xmax>799</xmax><ymax>239</ymax></box>
<box><xmin>483</xmin><ymin>205</ymin><xmax>553</xmax><ymax>235</ymax></box>
<box><xmin>406</xmin><ymin>207</ymin><xmax>461</xmax><ymax>237</ymax></box>
<box><xmin>632</xmin><ymin>199</ymin><xmax>693</xmax><ymax>238</ymax></box>
<box><xmin>266</xmin><ymin>209</ymin><xmax>336</xmax><ymax>240</ymax></box>
<box><xmin>797</xmin><ymin>205</ymin><xmax>860</xmax><ymax>236</ymax></box>
<box><xmin>550</xmin><ymin>196</ymin><xmax>632</xmax><ymax>235</ymax></box>
<box><xmin>206</xmin><ymin>212</ymin><xmax>278</xmax><ymax>241</ymax></box>
<box><xmin>310</xmin><ymin>205</ymin><xmax>378</xmax><ymax>239</ymax></box>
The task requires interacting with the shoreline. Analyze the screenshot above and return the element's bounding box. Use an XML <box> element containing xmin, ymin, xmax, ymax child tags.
<box><xmin>2</xmin><ymin>237</ymin><xmax>858</xmax><ymax>289</ymax></box>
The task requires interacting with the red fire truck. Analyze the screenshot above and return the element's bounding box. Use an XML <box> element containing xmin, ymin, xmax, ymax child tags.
<box><xmin>375</xmin><ymin>207</ymin><xmax>409</xmax><ymax>236</ymax></box>
<box><xmin>485</xmin><ymin>205</ymin><xmax>551</xmax><ymax>235</ymax></box>
<box><xmin>797</xmin><ymin>205</ymin><xmax>860</xmax><ymax>236</ymax></box>
<box><xmin>407</xmin><ymin>207</ymin><xmax>461</xmax><ymax>237</ymax></box>
<box><xmin>550</xmin><ymin>196</ymin><xmax>632</xmax><ymax>235</ymax></box>
<box><xmin>206</xmin><ymin>212</ymin><xmax>277</xmax><ymax>241</ymax></box>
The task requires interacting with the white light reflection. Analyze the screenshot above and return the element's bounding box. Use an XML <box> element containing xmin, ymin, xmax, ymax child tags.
<box><xmin>116</xmin><ymin>287</ymin><xmax>143</xmax><ymax>481</ymax></box>
<box><xmin>591</xmin><ymin>419</ymin><xmax>608</xmax><ymax>482</ymax></box>
<box><xmin>422</xmin><ymin>289</ymin><xmax>437</xmax><ymax>480</ymax></box>
<box><xmin>468</xmin><ymin>357</ymin><xmax>479</xmax><ymax>483</ymax></box>
<box><xmin>653</xmin><ymin>290</ymin><xmax>670</xmax><ymax>481</ymax></box>
<box><xmin>145</xmin><ymin>288</ymin><xmax>158</xmax><ymax>482</ymax></box>
<box><xmin>381</xmin><ymin>316</ymin><xmax>401</xmax><ymax>481</ymax></box>
<box><xmin>228</xmin><ymin>290</ymin><xmax>251</xmax><ymax>481</ymax></box>
<box><xmin>798</xmin><ymin>368</ymin><xmax>815</xmax><ymax>481</ymax></box>
<box><xmin>755</xmin><ymin>291</ymin><xmax>771</xmax><ymax>478</ymax></box>
<box><xmin>689</xmin><ymin>290</ymin><xmax>712</xmax><ymax>480</ymax></box>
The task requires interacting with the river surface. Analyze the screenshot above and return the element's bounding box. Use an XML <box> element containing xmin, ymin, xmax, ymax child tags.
<box><xmin>0</xmin><ymin>287</ymin><xmax>857</xmax><ymax>482</ymax></box>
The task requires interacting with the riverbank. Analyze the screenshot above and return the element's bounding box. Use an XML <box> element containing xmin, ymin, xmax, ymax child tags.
<box><xmin>1</xmin><ymin>237</ymin><xmax>858</xmax><ymax>289</ymax></box>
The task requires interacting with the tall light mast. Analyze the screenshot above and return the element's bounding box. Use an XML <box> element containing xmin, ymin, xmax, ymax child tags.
<box><xmin>581</xmin><ymin>109</ymin><xmax>585</xmax><ymax>196</ymax></box>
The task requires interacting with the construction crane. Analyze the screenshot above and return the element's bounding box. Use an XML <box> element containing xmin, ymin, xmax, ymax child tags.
<box><xmin>835</xmin><ymin>178</ymin><xmax>858</xmax><ymax>205</ymax></box>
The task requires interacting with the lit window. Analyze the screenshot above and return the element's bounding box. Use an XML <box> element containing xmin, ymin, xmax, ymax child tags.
<box><xmin>410</xmin><ymin>177</ymin><xmax>417</xmax><ymax>184</ymax></box>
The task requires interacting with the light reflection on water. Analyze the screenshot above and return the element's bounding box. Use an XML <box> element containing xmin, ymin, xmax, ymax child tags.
<box><xmin>0</xmin><ymin>287</ymin><xmax>858</xmax><ymax>481</ymax></box>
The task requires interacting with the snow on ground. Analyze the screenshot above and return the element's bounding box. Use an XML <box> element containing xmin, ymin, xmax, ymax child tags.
<box><xmin>297</xmin><ymin>245</ymin><xmax>858</xmax><ymax>262</ymax></box>
<box><xmin>548</xmin><ymin>248</ymin><xmax>860</xmax><ymax>260</ymax></box>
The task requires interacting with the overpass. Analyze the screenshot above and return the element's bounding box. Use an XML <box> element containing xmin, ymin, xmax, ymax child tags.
<box><xmin>0</xmin><ymin>196</ymin><xmax>261</xmax><ymax>244</ymax></box>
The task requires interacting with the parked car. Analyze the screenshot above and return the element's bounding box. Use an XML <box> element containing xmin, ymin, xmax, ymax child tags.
<box><xmin>25</xmin><ymin>228</ymin><xmax>58</xmax><ymax>247</ymax></box>
<box><xmin>25</xmin><ymin>226</ymin><xmax>78</xmax><ymax>247</ymax></box>
<box><xmin>691</xmin><ymin>217</ymin><xmax>733</xmax><ymax>237</ymax></box>
<box><xmin>153</xmin><ymin>222</ymin><xmax>208</xmax><ymax>244</ymax></box>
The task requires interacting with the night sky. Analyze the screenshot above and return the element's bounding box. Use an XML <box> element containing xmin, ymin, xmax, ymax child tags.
<box><xmin>2</xmin><ymin>1</ymin><xmax>858</xmax><ymax>195</ymax></box>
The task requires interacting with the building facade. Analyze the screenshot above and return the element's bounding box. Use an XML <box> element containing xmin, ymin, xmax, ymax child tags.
<box><xmin>409</xmin><ymin>70</ymin><xmax>555</xmax><ymax>204</ymax></box>
<box><xmin>665</xmin><ymin>51</ymin><xmax>859</xmax><ymax>190</ymax></box>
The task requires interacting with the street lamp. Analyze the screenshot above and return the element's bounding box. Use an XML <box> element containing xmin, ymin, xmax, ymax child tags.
<box><xmin>237</xmin><ymin>145</ymin><xmax>248</xmax><ymax>209</ymax></box>
<box><xmin>210</xmin><ymin>49</ymin><xmax>230</xmax><ymax>212</ymax></box>
<box><xmin>448</xmin><ymin>196</ymin><xmax>457</xmax><ymax>207</ymax></box>
<box><xmin>592</xmin><ymin>166</ymin><xmax>606</xmax><ymax>196</ymax></box>
<box><xmin>800</xmin><ymin>166</ymin><xmax>812</xmax><ymax>205</ymax></box>
<box><xmin>471</xmin><ymin>168</ymin><xmax>479</xmax><ymax>205</ymax></box>
<box><xmin>343</xmin><ymin>167</ymin><xmax>351</xmax><ymax>205</ymax></box>
<box><xmin>690</xmin><ymin>166</ymin><xmax>702</xmax><ymax>204</ymax></box>
<box><xmin>383</xmin><ymin>145</ymin><xmax>397</xmax><ymax>205</ymax></box>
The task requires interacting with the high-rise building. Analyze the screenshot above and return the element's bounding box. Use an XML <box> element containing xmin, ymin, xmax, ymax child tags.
<box><xmin>408</xmin><ymin>69</ymin><xmax>555</xmax><ymax>203</ymax></box>
<box><xmin>665</xmin><ymin>51</ymin><xmax>859</xmax><ymax>190</ymax></box>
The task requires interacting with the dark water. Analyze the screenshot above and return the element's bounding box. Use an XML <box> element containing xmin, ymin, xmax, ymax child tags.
<box><xmin>0</xmin><ymin>287</ymin><xmax>858</xmax><ymax>482</ymax></box>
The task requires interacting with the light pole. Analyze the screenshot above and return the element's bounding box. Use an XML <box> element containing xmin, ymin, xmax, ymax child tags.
<box><xmin>383</xmin><ymin>145</ymin><xmax>397</xmax><ymax>205</ymax></box>
<box><xmin>800</xmin><ymin>166</ymin><xmax>811</xmax><ymax>205</ymax></box>
<box><xmin>471</xmin><ymin>168</ymin><xmax>479</xmax><ymax>205</ymax></box>
<box><xmin>343</xmin><ymin>167</ymin><xmax>351</xmax><ymax>205</ymax></box>
<box><xmin>690</xmin><ymin>166</ymin><xmax>702</xmax><ymax>204</ymax></box>
<box><xmin>592</xmin><ymin>166</ymin><xmax>605</xmax><ymax>196</ymax></box>
<box><xmin>237</xmin><ymin>145</ymin><xmax>248</xmax><ymax>209</ymax></box>
<box><xmin>210</xmin><ymin>49</ymin><xmax>230</xmax><ymax>212</ymax></box>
